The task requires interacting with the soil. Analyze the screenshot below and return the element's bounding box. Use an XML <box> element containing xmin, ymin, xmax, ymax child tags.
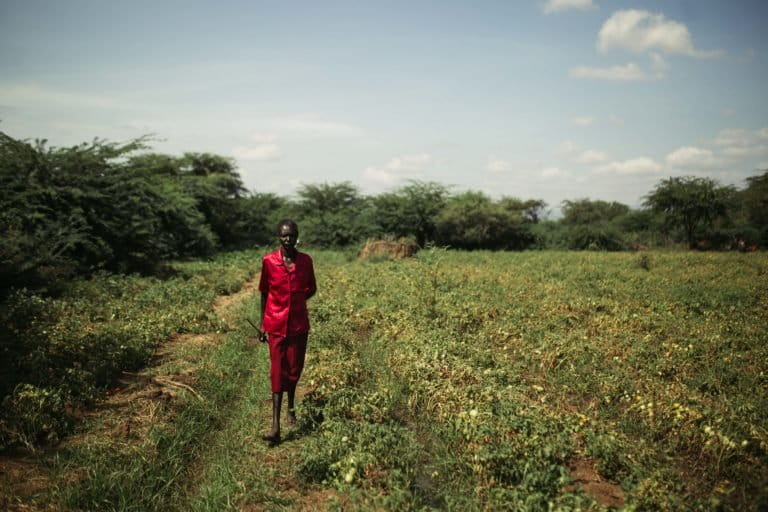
<box><xmin>563</xmin><ymin>457</ymin><xmax>625</xmax><ymax>509</ymax></box>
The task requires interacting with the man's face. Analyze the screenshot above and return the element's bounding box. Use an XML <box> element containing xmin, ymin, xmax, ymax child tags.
<box><xmin>278</xmin><ymin>225</ymin><xmax>298</xmax><ymax>250</ymax></box>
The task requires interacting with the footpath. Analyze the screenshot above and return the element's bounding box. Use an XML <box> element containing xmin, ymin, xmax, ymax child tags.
<box><xmin>2</xmin><ymin>273</ymin><xmax>334</xmax><ymax>511</ymax></box>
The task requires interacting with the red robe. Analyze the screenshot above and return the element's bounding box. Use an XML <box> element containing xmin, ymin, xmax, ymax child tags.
<box><xmin>259</xmin><ymin>249</ymin><xmax>317</xmax><ymax>392</ymax></box>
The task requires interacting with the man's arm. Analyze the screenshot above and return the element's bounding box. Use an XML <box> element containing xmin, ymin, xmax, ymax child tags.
<box><xmin>305</xmin><ymin>258</ymin><xmax>317</xmax><ymax>301</ymax></box>
<box><xmin>259</xmin><ymin>291</ymin><xmax>268</xmax><ymax>342</ymax></box>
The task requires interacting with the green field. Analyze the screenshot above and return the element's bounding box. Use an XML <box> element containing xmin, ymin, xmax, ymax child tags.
<box><xmin>2</xmin><ymin>250</ymin><xmax>767</xmax><ymax>511</ymax></box>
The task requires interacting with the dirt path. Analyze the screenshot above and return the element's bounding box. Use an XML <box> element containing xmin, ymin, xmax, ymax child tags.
<box><xmin>236</xmin><ymin>356</ymin><xmax>340</xmax><ymax>512</ymax></box>
<box><xmin>0</xmin><ymin>274</ymin><xmax>263</xmax><ymax>511</ymax></box>
<box><xmin>214</xmin><ymin>277</ymin><xmax>261</xmax><ymax>329</ymax></box>
<box><xmin>2</xmin><ymin>271</ymin><xmax>341</xmax><ymax>511</ymax></box>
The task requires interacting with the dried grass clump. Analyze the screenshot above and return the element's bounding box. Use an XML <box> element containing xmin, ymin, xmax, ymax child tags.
<box><xmin>358</xmin><ymin>238</ymin><xmax>419</xmax><ymax>260</ymax></box>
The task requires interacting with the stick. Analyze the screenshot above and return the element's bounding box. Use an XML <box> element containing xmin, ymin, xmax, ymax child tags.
<box><xmin>154</xmin><ymin>377</ymin><xmax>204</xmax><ymax>401</ymax></box>
<box><xmin>246</xmin><ymin>318</ymin><xmax>260</xmax><ymax>332</ymax></box>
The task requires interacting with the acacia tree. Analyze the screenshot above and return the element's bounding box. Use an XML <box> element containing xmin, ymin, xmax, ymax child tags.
<box><xmin>435</xmin><ymin>191</ymin><xmax>538</xmax><ymax>250</ymax></box>
<box><xmin>561</xmin><ymin>199</ymin><xmax>629</xmax><ymax>225</ymax></box>
<box><xmin>498</xmin><ymin>197</ymin><xmax>547</xmax><ymax>223</ymax></box>
<box><xmin>293</xmin><ymin>182</ymin><xmax>375</xmax><ymax>246</ymax></box>
<box><xmin>373</xmin><ymin>181</ymin><xmax>449</xmax><ymax>247</ymax></box>
<box><xmin>644</xmin><ymin>176</ymin><xmax>735</xmax><ymax>249</ymax></box>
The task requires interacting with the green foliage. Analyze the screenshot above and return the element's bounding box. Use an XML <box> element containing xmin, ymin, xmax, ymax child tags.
<box><xmin>372</xmin><ymin>181</ymin><xmax>449</xmax><ymax>247</ymax></box>
<box><xmin>0</xmin><ymin>250</ymin><xmax>256</xmax><ymax>449</ymax></box>
<box><xmin>561</xmin><ymin>198</ymin><xmax>630</xmax><ymax>225</ymax></box>
<box><xmin>293</xmin><ymin>182</ymin><xmax>377</xmax><ymax>247</ymax></box>
<box><xmin>740</xmin><ymin>169</ymin><xmax>768</xmax><ymax>245</ymax></box>
<box><xmin>0</xmin><ymin>133</ymin><xmax>228</xmax><ymax>295</ymax></box>
<box><xmin>566</xmin><ymin>224</ymin><xmax>626</xmax><ymax>251</ymax></box>
<box><xmin>0</xmin><ymin>384</ymin><xmax>70</xmax><ymax>449</ymax></box>
<box><xmin>298</xmin><ymin>250</ymin><xmax>768</xmax><ymax>510</ymax></box>
<box><xmin>177</xmin><ymin>152</ymin><xmax>248</xmax><ymax>247</ymax></box>
<box><xmin>644</xmin><ymin>176</ymin><xmax>737</xmax><ymax>248</ymax></box>
<box><xmin>5</xmin><ymin>250</ymin><xmax>767</xmax><ymax>510</ymax></box>
<box><xmin>498</xmin><ymin>197</ymin><xmax>548</xmax><ymax>223</ymax></box>
<box><xmin>558</xmin><ymin>199</ymin><xmax>630</xmax><ymax>251</ymax></box>
<box><xmin>435</xmin><ymin>191</ymin><xmax>536</xmax><ymax>250</ymax></box>
<box><xmin>235</xmin><ymin>192</ymin><xmax>290</xmax><ymax>247</ymax></box>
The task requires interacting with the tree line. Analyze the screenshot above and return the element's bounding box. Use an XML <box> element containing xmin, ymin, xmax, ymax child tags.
<box><xmin>1</xmin><ymin>132</ymin><xmax>766</xmax><ymax>293</ymax></box>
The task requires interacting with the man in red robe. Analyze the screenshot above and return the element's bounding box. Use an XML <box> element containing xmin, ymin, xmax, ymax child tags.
<box><xmin>258</xmin><ymin>219</ymin><xmax>316</xmax><ymax>444</ymax></box>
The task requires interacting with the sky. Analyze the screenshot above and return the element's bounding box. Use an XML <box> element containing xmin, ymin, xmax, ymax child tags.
<box><xmin>1</xmin><ymin>0</ymin><xmax>767</xmax><ymax>214</ymax></box>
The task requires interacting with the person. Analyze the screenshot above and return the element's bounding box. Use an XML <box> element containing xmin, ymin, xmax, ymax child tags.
<box><xmin>258</xmin><ymin>219</ymin><xmax>317</xmax><ymax>444</ymax></box>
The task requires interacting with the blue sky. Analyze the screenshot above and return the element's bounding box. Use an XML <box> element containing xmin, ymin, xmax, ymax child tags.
<box><xmin>1</xmin><ymin>0</ymin><xmax>766</xmax><ymax>213</ymax></box>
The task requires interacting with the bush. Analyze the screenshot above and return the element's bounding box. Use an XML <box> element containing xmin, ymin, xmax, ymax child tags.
<box><xmin>567</xmin><ymin>224</ymin><xmax>625</xmax><ymax>251</ymax></box>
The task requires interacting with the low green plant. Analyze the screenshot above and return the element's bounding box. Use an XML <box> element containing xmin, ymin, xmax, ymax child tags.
<box><xmin>0</xmin><ymin>249</ymin><xmax>259</xmax><ymax>450</ymax></box>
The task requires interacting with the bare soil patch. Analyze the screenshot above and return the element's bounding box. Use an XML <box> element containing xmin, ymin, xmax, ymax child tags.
<box><xmin>563</xmin><ymin>457</ymin><xmax>625</xmax><ymax>509</ymax></box>
<box><xmin>0</xmin><ymin>455</ymin><xmax>50</xmax><ymax>510</ymax></box>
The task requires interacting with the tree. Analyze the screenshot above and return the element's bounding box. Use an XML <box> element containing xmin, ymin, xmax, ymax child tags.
<box><xmin>236</xmin><ymin>192</ymin><xmax>291</xmax><ymax>247</ymax></box>
<box><xmin>643</xmin><ymin>176</ymin><xmax>735</xmax><ymax>249</ymax></box>
<box><xmin>740</xmin><ymin>170</ymin><xmax>768</xmax><ymax>245</ymax></box>
<box><xmin>0</xmin><ymin>132</ymin><xmax>238</xmax><ymax>294</ymax></box>
<box><xmin>561</xmin><ymin>199</ymin><xmax>629</xmax><ymax>225</ymax></box>
<box><xmin>498</xmin><ymin>197</ymin><xmax>547</xmax><ymax>223</ymax></box>
<box><xmin>293</xmin><ymin>182</ymin><xmax>375</xmax><ymax>246</ymax></box>
<box><xmin>373</xmin><ymin>181</ymin><xmax>449</xmax><ymax>247</ymax></box>
<box><xmin>435</xmin><ymin>191</ymin><xmax>537</xmax><ymax>250</ymax></box>
<box><xmin>176</xmin><ymin>153</ymin><xmax>246</xmax><ymax>247</ymax></box>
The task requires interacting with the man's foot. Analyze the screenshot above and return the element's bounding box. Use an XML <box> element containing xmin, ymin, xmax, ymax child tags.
<box><xmin>261</xmin><ymin>429</ymin><xmax>281</xmax><ymax>445</ymax></box>
<box><xmin>286</xmin><ymin>409</ymin><xmax>297</xmax><ymax>427</ymax></box>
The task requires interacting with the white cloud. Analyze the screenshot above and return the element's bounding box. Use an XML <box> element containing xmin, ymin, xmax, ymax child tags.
<box><xmin>543</xmin><ymin>0</ymin><xmax>596</xmax><ymax>14</ymax></box>
<box><xmin>487</xmin><ymin>157</ymin><xmax>512</xmax><ymax>173</ymax></box>
<box><xmin>272</xmin><ymin>116</ymin><xmax>362</xmax><ymax>138</ymax></box>
<box><xmin>364</xmin><ymin>153</ymin><xmax>432</xmax><ymax>185</ymax></box>
<box><xmin>715</xmin><ymin>127</ymin><xmax>768</xmax><ymax>157</ymax></box>
<box><xmin>232</xmin><ymin>133</ymin><xmax>282</xmax><ymax>161</ymax></box>
<box><xmin>569</xmin><ymin>62</ymin><xmax>650</xmax><ymax>81</ymax></box>
<box><xmin>665</xmin><ymin>146</ymin><xmax>718</xmax><ymax>168</ymax></box>
<box><xmin>556</xmin><ymin>140</ymin><xmax>609</xmax><ymax>165</ymax></box>
<box><xmin>595</xmin><ymin>157</ymin><xmax>662</xmax><ymax>175</ymax></box>
<box><xmin>597</xmin><ymin>9</ymin><xmax>721</xmax><ymax>58</ymax></box>
<box><xmin>576</xmin><ymin>149</ymin><xmax>609</xmax><ymax>164</ymax></box>
<box><xmin>571</xmin><ymin>116</ymin><xmax>595</xmax><ymax>126</ymax></box>
<box><xmin>557</xmin><ymin>140</ymin><xmax>609</xmax><ymax>164</ymax></box>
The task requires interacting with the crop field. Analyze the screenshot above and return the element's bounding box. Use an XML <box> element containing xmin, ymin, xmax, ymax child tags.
<box><xmin>2</xmin><ymin>250</ymin><xmax>767</xmax><ymax>511</ymax></box>
<box><xmin>299</xmin><ymin>250</ymin><xmax>768</xmax><ymax>510</ymax></box>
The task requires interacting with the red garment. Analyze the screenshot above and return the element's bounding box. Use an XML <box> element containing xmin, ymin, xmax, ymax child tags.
<box><xmin>258</xmin><ymin>249</ymin><xmax>317</xmax><ymax>337</ymax></box>
<box><xmin>268</xmin><ymin>333</ymin><xmax>307</xmax><ymax>392</ymax></box>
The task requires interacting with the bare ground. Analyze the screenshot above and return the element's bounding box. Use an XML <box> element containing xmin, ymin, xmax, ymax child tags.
<box><xmin>563</xmin><ymin>457</ymin><xmax>625</xmax><ymax>509</ymax></box>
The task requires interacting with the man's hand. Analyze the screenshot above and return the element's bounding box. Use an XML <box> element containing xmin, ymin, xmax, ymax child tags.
<box><xmin>246</xmin><ymin>318</ymin><xmax>267</xmax><ymax>343</ymax></box>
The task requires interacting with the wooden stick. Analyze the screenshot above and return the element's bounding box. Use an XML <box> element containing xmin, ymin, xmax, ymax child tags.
<box><xmin>154</xmin><ymin>377</ymin><xmax>204</xmax><ymax>401</ymax></box>
<box><xmin>246</xmin><ymin>318</ymin><xmax>260</xmax><ymax>332</ymax></box>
